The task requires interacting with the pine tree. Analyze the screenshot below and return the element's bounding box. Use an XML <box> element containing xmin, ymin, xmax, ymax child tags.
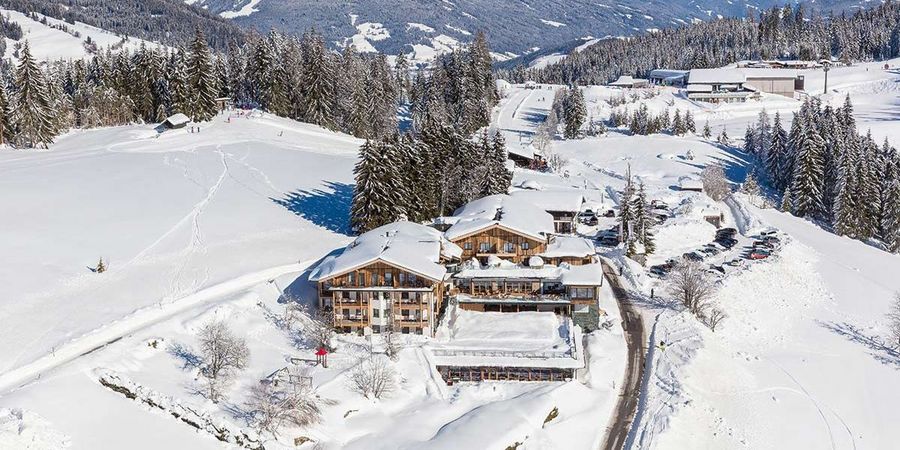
<box><xmin>619</xmin><ymin>170</ymin><xmax>635</xmax><ymax>244</ymax></box>
<box><xmin>718</xmin><ymin>128</ymin><xmax>731</xmax><ymax>146</ymax></box>
<box><xmin>790</xmin><ymin>115</ymin><xmax>826</xmax><ymax>219</ymax></box>
<box><xmin>883</xmin><ymin>176</ymin><xmax>900</xmax><ymax>252</ymax></box>
<box><xmin>767</xmin><ymin>112</ymin><xmax>788</xmax><ymax>189</ymax></box>
<box><xmin>672</xmin><ymin>109</ymin><xmax>686</xmax><ymax>135</ymax></box>
<box><xmin>743</xmin><ymin>125</ymin><xmax>755</xmax><ymax>154</ymax></box>
<box><xmin>685</xmin><ymin>110</ymin><xmax>696</xmax><ymax>134</ymax></box>
<box><xmin>0</xmin><ymin>83</ymin><xmax>12</xmax><ymax>145</ymax></box>
<box><xmin>780</xmin><ymin>188</ymin><xmax>793</xmax><ymax>213</ymax></box>
<box><xmin>631</xmin><ymin>182</ymin><xmax>655</xmax><ymax>254</ymax></box>
<box><xmin>350</xmin><ymin>140</ymin><xmax>407</xmax><ymax>233</ymax></box>
<box><xmin>299</xmin><ymin>31</ymin><xmax>336</xmax><ymax>129</ymax></box>
<box><xmin>11</xmin><ymin>42</ymin><xmax>56</xmax><ymax>149</ymax></box>
<box><xmin>702</xmin><ymin>121</ymin><xmax>712</xmax><ymax>139</ymax></box>
<box><xmin>563</xmin><ymin>86</ymin><xmax>586</xmax><ymax>139</ymax></box>
<box><xmin>186</xmin><ymin>28</ymin><xmax>218</xmax><ymax>121</ymax></box>
<box><xmin>742</xmin><ymin>169</ymin><xmax>762</xmax><ymax>206</ymax></box>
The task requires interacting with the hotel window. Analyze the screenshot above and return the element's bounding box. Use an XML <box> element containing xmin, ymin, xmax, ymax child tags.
<box><xmin>479</xmin><ymin>242</ymin><xmax>491</xmax><ymax>252</ymax></box>
<box><xmin>371</xmin><ymin>273</ymin><xmax>379</xmax><ymax>286</ymax></box>
<box><xmin>348</xmin><ymin>272</ymin><xmax>356</xmax><ymax>285</ymax></box>
<box><xmin>504</xmin><ymin>242</ymin><xmax>515</xmax><ymax>253</ymax></box>
<box><xmin>408</xmin><ymin>274</ymin><xmax>418</xmax><ymax>286</ymax></box>
<box><xmin>399</xmin><ymin>272</ymin><xmax>406</xmax><ymax>285</ymax></box>
<box><xmin>384</xmin><ymin>272</ymin><xmax>393</xmax><ymax>286</ymax></box>
<box><xmin>521</xmin><ymin>241</ymin><xmax>530</xmax><ymax>250</ymax></box>
<box><xmin>571</xmin><ymin>287</ymin><xmax>595</xmax><ymax>299</ymax></box>
<box><xmin>464</xmin><ymin>242</ymin><xmax>472</xmax><ymax>250</ymax></box>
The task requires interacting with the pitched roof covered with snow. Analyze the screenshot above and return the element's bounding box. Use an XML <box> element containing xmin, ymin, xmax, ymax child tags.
<box><xmin>649</xmin><ymin>69</ymin><xmax>689</xmax><ymax>79</ymax></box>
<box><xmin>309</xmin><ymin>221</ymin><xmax>462</xmax><ymax>282</ymax></box>
<box><xmin>163</xmin><ymin>113</ymin><xmax>190</xmax><ymax>127</ymax></box>
<box><xmin>739</xmin><ymin>68</ymin><xmax>800</xmax><ymax>79</ymax></box>
<box><xmin>445</xmin><ymin>194</ymin><xmax>554</xmax><ymax>242</ymax></box>
<box><xmin>509</xmin><ymin>189</ymin><xmax>585</xmax><ymax>213</ymax></box>
<box><xmin>688</xmin><ymin>68</ymin><xmax>746</xmax><ymax>85</ymax></box>
<box><xmin>540</xmin><ymin>236</ymin><xmax>596</xmax><ymax>258</ymax></box>
<box><xmin>609</xmin><ymin>75</ymin><xmax>648</xmax><ymax>87</ymax></box>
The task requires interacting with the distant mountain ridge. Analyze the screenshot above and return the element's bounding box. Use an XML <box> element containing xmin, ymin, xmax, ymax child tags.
<box><xmin>195</xmin><ymin>0</ymin><xmax>861</xmax><ymax>60</ymax></box>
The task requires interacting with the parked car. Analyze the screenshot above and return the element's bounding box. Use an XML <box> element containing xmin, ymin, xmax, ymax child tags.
<box><xmin>725</xmin><ymin>258</ymin><xmax>744</xmax><ymax>267</ymax></box>
<box><xmin>683</xmin><ymin>252</ymin><xmax>704</xmax><ymax>262</ymax></box>
<box><xmin>760</xmin><ymin>227</ymin><xmax>778</xmax><ymax>236</ymax></box>
<box><xmin>762</xmin><ymin>235</ymin><xmax>781</xmax><ymax>244</ymax></box>
<box><xmin>649</xmin><ymin>265</ymin><xmax>670</xmax><ymax>277</ymax></box>
<box><xmin>749</xmin><ymin>249</ymin><xmax>771</xmax><ymax>260</ymax></box>
<box><xmin>599</xmin><ymin>236</ymin><xmax>620</xmax><ymax>246</ymax></box>
<box><xmin>650</xmin><ymin>200</ymin><xmax>669</xmax><ymax>210</ymax></box>
<box><xmin>708</xmin><ymin>264</ymin><xmax>726</xmax><ymax>274</ymax></box>
<box><xmin>699</xmin><ymin>246</ymin><xmax>720</xmax><ymax>256</ymax></box>
<box><xmin>716</xmin><ymin>237</ymin><xmax>738</xmax><ymax>249</ymax></box>
<box><xmin>603</xmin><ymin>209</ymin><xmax>616</xmax><ymax>218</ymax></box>
<box><xmin>579</xmin><ymin>210</ymin><xmax>598</xmax><ymax>225</ymax></box>
<box><xmin>753</xmin><ymin>240</ymin><xmax>775</xmax><ymax>249</ymax></box>
<box><xmin>716</xmin><ymin>227</ymin><xmax>737</xmax><ymax>238</ymax></box>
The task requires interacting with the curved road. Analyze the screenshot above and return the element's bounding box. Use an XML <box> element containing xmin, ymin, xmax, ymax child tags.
<box><xmin>600</xmin><ymin>259</ymin><xmax>647</xmax><ymax>450</ymax></box>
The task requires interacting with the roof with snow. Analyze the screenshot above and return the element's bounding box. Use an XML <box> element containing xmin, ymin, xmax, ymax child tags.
<box><xmin>162</xmin><ymin>113</ymin><xmax>190</xmax><ymax>128</ymax></box>
<box><xmin>540</xmin><ymin>236</ymin><xmax>596</xmax><ymax>259</ymax></box>
<box><xmin>678</xmin><ymin>176</ymin><xmax>704</xmax><ymax>190</ymax></box>
<box><xmin>609</xmin><ymin>75</ymin><xmax>648</xmax><ymax>87</ymax></box>
<box><xmin>454</xmin><ymin>259</ymin><xmax>604</xmax><ymax>286</ymax></box>
<box><xmin>559</xmin><ymin>263</ymin><xmax>605</xmax><ymax>286</ymax></box>
<box><xmin>309</xmin><ymin>221</ymin><xmax>462</xmax><ymax>282</ymax></box>
<box><xmin>649</xmin><ymin>69</ymin><xmax>689</xmax><ymax>79</ymax></box>
<box><xmin>738</xmin><ymin>68</ymin><xmax>800</xmax><ymax>79</ymax></box>
<box><xmin>444</xmin><ymin>194</ymin><xmax>554</xmax><ymax>242</ymax></box>
<box><xmin>509</xmin><ymin>189</ymin><xmax>585</xmax><ymax>213</ymax></box>
<box><xmin>688</xmin><ymin>68</ymin><xmax>746</xmax><ymax>85</ymax></box>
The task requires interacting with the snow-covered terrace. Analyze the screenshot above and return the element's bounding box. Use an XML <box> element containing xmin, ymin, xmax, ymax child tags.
<box><xmin>309</xmin><ymin>221</ymin><xmax>462</xmax><ymax>282</ymax></box>
<box><xmin>427</xmin><ymin>310</ymin><xmax>584</xmax><ymax>369</ymax></box>
<box><xmin>444</xmin><ymin>194</ymin><xmax>555</xmax><ymax>242</ymax></box>
<box><xmin>540</xmin><ymin>235</ymin><xmax>597</xmax><ymax>259</ymax></box>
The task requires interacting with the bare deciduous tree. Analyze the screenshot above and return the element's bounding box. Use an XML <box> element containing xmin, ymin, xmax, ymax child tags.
<box><xmin>703</xmin><ymin>307</ymin><xmax>728</xmax><ymax>332</ymax></box>
<box><xmin>349</xmin><ymin>355</ymin><xmax>396</xmax><ymax>399</ymax></box>
<box><xmin>198</xmin><ymin>321</ymin><xmax>250</xmax><ymax>402</ymax></box>
<box><xmin>382</xmin><ymin>325</ymin><xmax>402</xmax><ymax>361</ymax></box>
<box><xmin>889</xmin><ymin>293</ymin><xmax>900</xmax><ymax>348</ymax></box>
<box><xmin>668</xmin><ymin>260</ymin><xmax>717</xmax><ymax>316</ymax></box>
<box><xmin>304</xmin><ymin>308</ymin><xmax>336</xmax><ymax>352</ymax></box>
<box><xmin>543</xmin><ymin>151</ymin><xmax>565</xmax><ymax>174</ymax></box>
<box><xmin>246</xmin><ymin>369</ymin><xmax>323</xmax><ymax>436</ymax></box>
<box><xmin>701</xmin><ymin>163</ymin><xmax>730</xmax><ymax>201</ymax></box>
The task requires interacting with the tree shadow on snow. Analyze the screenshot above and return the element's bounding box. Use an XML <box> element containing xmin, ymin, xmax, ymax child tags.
<box><xmin>818</xmin><ymin>320</ymin><xmax>900</xmax><ymax>369</ymax></box>
<box><xmin>168</xmin><ymin>343</ymin><xmax>203</xmax><ymax>371</ymax></box>
<box><xmin>271</xmin><ymin>182</ymin><xmax>354</xmax><ymax>235</ymax></box>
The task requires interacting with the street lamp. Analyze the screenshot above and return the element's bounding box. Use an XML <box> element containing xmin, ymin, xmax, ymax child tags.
<box><xmin>823</xmin><ymin>64</ymin><xmax>830</xmax><ymax>95</ymax></box>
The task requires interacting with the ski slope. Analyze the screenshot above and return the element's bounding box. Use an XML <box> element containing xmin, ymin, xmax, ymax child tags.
<box><xmin>0</xmin><ymin>111</ymin><xmax>359</xmax><ymax>376</ymax></box>
<box><xmin>0</xmin><ymin>8</ymin><xmax>162</xmax><ymax>61</ymax></box>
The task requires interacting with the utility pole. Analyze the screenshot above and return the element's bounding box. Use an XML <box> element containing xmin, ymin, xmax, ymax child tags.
<box><xmin>823</xmin><ymin>64</ymin><xmax>830</xmax><ymax>95</ymax></box>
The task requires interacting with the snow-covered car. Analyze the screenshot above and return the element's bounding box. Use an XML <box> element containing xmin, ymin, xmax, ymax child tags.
<box><xmin>649</xmin><ymin>265</ymin><xmax>670</xmax><ymax>277</ymax></box>
<box><xmin>760</xmin><ymin>227</ymin><xmax>779</xmax><ymax>236</ymax></box>
<box><xmin>700</xmin><ymin>246</ymin><xmax>720</xmax><ymax>256</ymax></box>
<box><xmin>749</xmin><ymin>249</ymin><xmax>771</xmax><ymax>260</ymax></box>
<box><xmin>716</xmin><ymin>237</ymin><xmax>738</xmax><ymax>249</ymax></box>
<box><xmin>603</xmin><ymin>209</ymin><xmax>616</xmax><ymax>218</ymax></box>
<box><xmin>579</xmin><ymin>210</ymin><xmax>598</xmax><ymax>225</ymax></box>
<box><xmin>683</xmin><ymin>252</ymin><xmax>704</xmax><ymax>262</ymax></box>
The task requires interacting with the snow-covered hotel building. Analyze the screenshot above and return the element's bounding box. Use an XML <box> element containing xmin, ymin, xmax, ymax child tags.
<box><xmin>444</xmin><ymin>195</ymin><xmax>605</xmax><ymax>329</ymax></box>
<box><xmin>309</xmin><ymin>222</ymin><xmax>462</xmax><ymax>336</ymax></box>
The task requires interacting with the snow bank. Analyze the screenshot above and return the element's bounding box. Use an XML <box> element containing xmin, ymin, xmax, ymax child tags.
<box><xmin>0</xmin><ymin>408</ymin><xmax>70</xmax><ymax>450</ymax></box>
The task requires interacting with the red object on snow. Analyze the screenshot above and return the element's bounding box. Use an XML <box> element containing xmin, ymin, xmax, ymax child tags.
<box><xmin>316</xmin><ymin>348</ymin><xmax>328</xmax><ymax>356</ymax></box>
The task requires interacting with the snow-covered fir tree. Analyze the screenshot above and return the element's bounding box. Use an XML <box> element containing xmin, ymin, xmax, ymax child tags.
<box><xmin>685</xmin><ymin>110</ymin><xmax>696</xmax><ymax>134</ymax></box>
<box><xmin>11</xmin><ymin>42</ymin><xmax>55</xmax><ymax>149</ymax></box>
<box><xmin>563</xmin><ymin>86</ymin><xmax>586</xmax><ymax>139</ymax></box>
<box><xmin>702</xmin><ymin>121</ymin><xmax>712</xmax><ymax>139</ymax></box>
<box><xmin>631</xmin><ymin>181</ymin><xmax>656</xmax><ymax>254</ymax></box>
<box><xmin>186</xmin><ymin>28</ymin><xmax>218</xmax><ymax>121</ymax></box>
<box><xmin>789</xmin><ymin>113</ymin><xmax>827</xmax><ymax>219</ymax></box>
